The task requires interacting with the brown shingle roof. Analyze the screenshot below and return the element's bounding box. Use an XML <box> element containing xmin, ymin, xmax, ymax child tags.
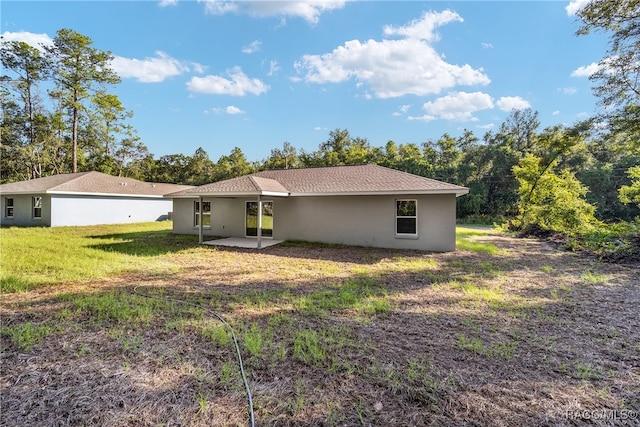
<box><xmin>0</xmin><ymin>171</ymin><xmax>192</xmax><ymax>197</ymax></box>
<box><xmin>168</xmin><ymin>164</ymin><xmax>468</xmax><ymax>197</ymax></box>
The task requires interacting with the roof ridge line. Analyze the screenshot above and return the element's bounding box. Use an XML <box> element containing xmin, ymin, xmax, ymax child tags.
<box><xmin>247</xmin><ymin>175</ymin><xmax>264</xmax><ymax>192</ymax></box>
<box><xmin>249</xmin><ymin>175</ymin><xmax>290</xmax><ymax>193</ymax></box>
<box><xmin>48</xmin><ymin>171</ymin><xmax>95</xmax><ymax>191</ymax></box>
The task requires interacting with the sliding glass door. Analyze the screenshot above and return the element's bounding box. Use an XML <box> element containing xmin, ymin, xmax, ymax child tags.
<box><xmin>245</xmin><ymin>201</ymin><xmax>273</xmax><ymax>237</ymax></box>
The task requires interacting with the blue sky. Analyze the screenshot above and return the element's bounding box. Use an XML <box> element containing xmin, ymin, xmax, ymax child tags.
<box><xmin>2</xmin><ymin>0</ymin><xmax>606</xmax><ymax>162</ymax></box>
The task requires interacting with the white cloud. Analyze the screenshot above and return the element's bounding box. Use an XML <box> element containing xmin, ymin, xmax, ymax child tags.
<box><xmin>571</xmin><ymin>62</ymin><xmax>600</xmax><ymax>77</ymax></box>
<box><xmin>267</xmin><ymin>60</ymin><xmax>281</xmax><ymax>76</ymax></box>
<box><xmin>158</xmin><ymin>0</ymin><xmax>178</xmax><ymax>7</ymax></box>
<box><xmin>383</xmin><ymin>9</ymin><xmax>462</xmax><ymax>42</ymax></box>
<box><xmin>242</xmin><ymin>40</ymin><xmax>261</xmax><ymax>54</ymax></box>
<box><xmin>111</xmin><ymin>51</ymin><xmax>191</xmax><ymax>83</ymax></box>
<box><xmin>566</xmin><ymin>0</ymin><xmax>590</xmax><ymax>16</ymax></box>
<box><xmin>392</xmin><ymin>104</ymin><xmax>411</xmax><ymax>116</ymax></box>
<box><xmin>212</xmin><ymin>105</ymin><xmax>245</xmax><ymax>114</ymax></box>
<box><xmin>225</xmin><ymin>105</ymin><xmax>244</xmax><ymax>114</ymax></box>
<box><xmin>552</xmin><ymin>110</ymin><xmax>560</xmax><ymax>115</ymax></box>
<box><xmin>421</xmin><ymin>91</ymin><xmax>494</xmax><ymax>121</ymax></box>
<box><xmin>559</xmin><ymin>87</ymin><xmax>577</xmax><ymax>95</ymax></box>
<box><xmin>198</xmin><ymin>0</ymin><xmax>238</xmax><ymax>15</ymax></box>
<box><xmin>187</xmin><ymin>66</ymin><xmax>269</xmax><ymax>95</ymax></box>
<box><xmin>496</xmin><ymin>96</ymin><xmax>531</xmax><ymax>111</ymax></box>
<box><xmin>481</xmin><ymin>42</ymin><xmax>493</xmax><ymax>49</ymax></box>
<box><xmin>477</xmin><ymin>123</ymin><xmax>494</xmax><ymax>130</ymax></box>
<box><xmin>295</xmin><ymin>11</ymin><xmax>490</xmax><ymax>99</ymax></box>
<box><xmin>191</xmin><ymin>62</ymin><xmax>207</xmax><ymax>74</ymax></box>
<box><xmin>197</xmin><ymin>0</ymin><xmax>345</xmax><ymax>24</ymax></box>
<box><xmin>407</xmin><ymin>114</ymin><xmax>437</xmax><ymax>122</ymax></box>
<box><xmin>1</xmin><ymin>31</ymin><xmax>53</xmax><ymax>51</ymax></box>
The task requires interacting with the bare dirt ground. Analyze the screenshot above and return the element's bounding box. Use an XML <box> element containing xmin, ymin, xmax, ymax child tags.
<box><xmin>1</xmin><ymin>231</ymin><xmax>639</xmax><ymax>426</ymax></box>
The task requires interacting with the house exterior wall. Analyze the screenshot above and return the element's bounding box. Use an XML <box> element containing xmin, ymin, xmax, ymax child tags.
<box><xmin>49</xmin><ymin>195</ymin><xmax>173</xmax><ymax>227</ymax></box>
<box><xmin>172</xmin><ymin>194</ymin><xmax>457</xmax><ymax>251</ymax></box>
<box><xmin>274</xmin><ymin>194</ymin><xmax>456</xmax><ymax>251</ymax></box>
<box><xmin>0</xmin><ymin>194</ymin><xmax>172</xmax><ymax>227</ymax></box>
<box><xmin>1</xmin><ymin>194</ymin><xmax>51</xmax><ymax>227</ymax></box>
<box><xmin>172</xmin><ymin>197</ymin><xmax>245</xmax><ymax>237</ymax></box>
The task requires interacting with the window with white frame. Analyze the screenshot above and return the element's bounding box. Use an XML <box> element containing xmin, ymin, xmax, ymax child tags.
<box><xmin>396</xmin><ymin>199</ymin><xmax>417</xmax><ymax>236</ymax></box>
<box><xmin>32</xmin><ymin>197</ymin><xmax>42</xmax><ymax>219</ymax></box>
<box><xmin>194</xmin><ymin>200</ymin><xmax>211</xmax><ymax>227</ymax></box>
<box><xmin>5</xmin><ymin>198</ymin><xmax>14</xmax><ymax>218</ymax></box>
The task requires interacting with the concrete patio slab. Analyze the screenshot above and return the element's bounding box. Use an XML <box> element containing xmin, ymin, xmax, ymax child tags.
<box><xmin>202</xmin><ymin>237</ymin><xmax>284</xmax><ymax>249</ymax></box>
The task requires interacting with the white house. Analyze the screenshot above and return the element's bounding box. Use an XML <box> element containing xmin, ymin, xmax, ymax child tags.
<box><xmin>0</xmin><ymin>172</ymin><xmax>192</xmax><ymax>227</ymax></box>
<box><xmin>167</xmin><ymin>164</ymin><xmax>469</xmax><ymax>251</ymax></box>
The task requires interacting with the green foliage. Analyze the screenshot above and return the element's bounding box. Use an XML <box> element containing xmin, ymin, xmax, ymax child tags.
<box><xmin>568</xmin><ymin>219</ymin><xmax>640</xmax><ymax>262</ymax></box>
<box><xmin>1</xmin><ymin>28</ymin><xmax>143</xmax><ymax>178</ymax></box>
<box><xmin>511</xmin><ymin>153</ymin><xmax>598</xmax><ymax>235</ymax></box>
<box><xmin>575</xmin><ymin>0</ymin><xmax>639</xmax><ymax>116</ymax></box>
<box><xmin>619</xmin><ymin>166</ymin><xmax>640</xmax><ymax>207</ymax></box>
<box><xmin>47</xmin><ymin>28</ymin><xmax>121</xmax><ymax>173</ymax></box>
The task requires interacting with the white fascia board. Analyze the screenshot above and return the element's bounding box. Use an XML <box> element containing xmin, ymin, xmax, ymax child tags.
<box><xmin>47</xmin><ymin>191</ymin><xmax>164</xmax><ymax>198</ymax></box>
<box><xmin>260</xmin><ymin>191</ymin><xmax>289</xmax><ymax>197</ymax></box>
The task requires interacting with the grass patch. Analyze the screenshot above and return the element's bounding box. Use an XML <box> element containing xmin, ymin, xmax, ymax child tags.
<box><xmin>243</xmin><ymin>324</ymin><xmax>265</xmax><ymax>357</ymax></box>
<box><xmin>581</xmin><ymin>271</ymin><xmax>608</xmax><ymax>284</ymax></box>
<box><xmin>58</xmin><ymin>291</ymin><xmax>169</xmax><ymax>325</ymax></box>
<box><xmin>456</xmin><ymin>227</ymin><xmax>502</xmax><ymax>254</ymax></box>
<box><xmin>0</xmin><ymin>222</ymin><xmax>198</xmax><ymax>293</ymax></box>
<box><xmin>0</xmin><ymin>276</ymin><xmax>32</xmax><ymax>293</ymax></box>
<box><xmin>293</xmin><ymin>329</ymin><xmax>325</xmax><ymax>366</ymax></box>
<box><xmin>295</xmin><ymin>278</ymin><xmax>387</xmax><ymax>314</ymax></box>
<box><xmin>2</xmin><ymin>322</ymin><xmax>54</xmax><ymax>351</ymax></box>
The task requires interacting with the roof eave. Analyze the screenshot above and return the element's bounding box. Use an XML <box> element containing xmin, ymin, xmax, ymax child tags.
<box><xmin>47</xmin><ymin>190</ymin><xmax>166</xmax><ymax>198</ymax></box>
<box><xmin>167</xmin><ymin>190</ymin><xmax>289</xmax><ymax>198</ymax></box>
<box><xmin>288</xmin><ymin>189</ymin><xmax>469</xmax><ymax>197</ymax></box>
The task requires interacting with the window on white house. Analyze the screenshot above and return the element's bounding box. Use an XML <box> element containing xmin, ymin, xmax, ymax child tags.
<box><xmin>5</xmin><ymin>198</ymin><xmax>14</xmax><ymax>218</ymax></box>
<box><xmin>32</xmin><ymin>197</ymin><xmax>42</xmax><ymax>219</ymax></box>
<box><xmin>396</xmin><ymin>199</ymin><xmax>417</xmax><ymax>236</ymax></box>
<box><xmin>194</xmin><ymin>201</ymin><xmax>211</xmax><ymax>227</ymax></box>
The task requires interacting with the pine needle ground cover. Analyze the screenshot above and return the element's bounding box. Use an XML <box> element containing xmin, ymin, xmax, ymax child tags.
<box><xmin>1</xmin><ymin>223</ymin><xmax>638</xmax><ymax>426</ymax></box>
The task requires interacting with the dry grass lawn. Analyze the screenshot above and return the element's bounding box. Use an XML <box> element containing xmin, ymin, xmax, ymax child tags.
<box><xmin>1</xmin><ymin>227</ymin><xmax>639</xmax><ymax>426</ymax></box>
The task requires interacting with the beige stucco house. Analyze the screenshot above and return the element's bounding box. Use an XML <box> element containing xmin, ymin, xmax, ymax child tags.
<box><xmin>167</xmin><ymin>164</ymin><xmax>468</xmax><ymax>251</ymax></box>
<box><xmin>0</xmin><ymin>172</ymin><xmax>191</xmax><ymax>227</ymax></box>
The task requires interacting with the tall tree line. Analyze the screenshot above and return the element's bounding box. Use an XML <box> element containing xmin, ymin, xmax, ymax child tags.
<box><xmin>1</xmin><ymin>29</ymin><xmax>148</xmax><ymax>181</ymax></box>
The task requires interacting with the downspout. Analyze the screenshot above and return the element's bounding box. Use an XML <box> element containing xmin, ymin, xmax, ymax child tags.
<box><xmin>257</xmin><ymin>195</ymin><xmax>262</xmax><ymax>249</ymax></box>
<box><xmin>198</xmin><ymin>196</ymin><xmax>204</xmax><ymax>244</ymax></box>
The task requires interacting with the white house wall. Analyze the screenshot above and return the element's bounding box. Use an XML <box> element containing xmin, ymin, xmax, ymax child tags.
<box><xmin>48</xmin><ymin>195</ymin><xmax>173</xmax><ymax>227</ymax></box>
<box><xmin>172</xmin><ymin>194</ymin><xmax>457</xmax><ymax>251</ymax></box>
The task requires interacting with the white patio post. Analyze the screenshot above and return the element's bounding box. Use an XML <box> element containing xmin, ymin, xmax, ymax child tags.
<box><xmin>257</xmin><ymin>195</ymin><xmax>263</xmax><ymax>249</ymax></box>
<box><xmin>198</xmin><ymin>196</ymin><xmax>204</xmax><ymax>244</ymax></box>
